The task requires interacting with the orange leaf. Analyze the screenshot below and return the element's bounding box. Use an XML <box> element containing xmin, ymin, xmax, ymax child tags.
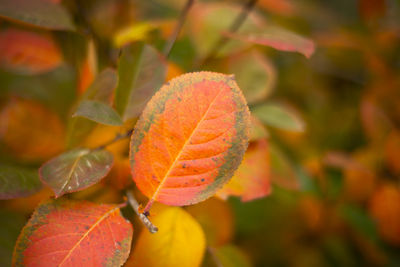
<box><xmin>130</xmin><ymin>72</ymin><xmax>250</xmax><ymax>209</ymax></box>
<box><xmin>369</xmin><ymin>184</ymin><xmax>400</xmax><ymax>245</ymax></box>
<box><xmin>13</xmin><ymin>199</ymin><xmax>133</xmax><ymax>266</ymax></box>
<box><xmin>217</xmin><ymin>139</ymin><xmax>271</xmax><ymax>202</ymax></box>
<box><xmin>0</xmin><ymin>28</ymin><xmax>62</xmax><ymax>75</ymax></box>
<box><xmin>0</xmin><ymin>98</ymin><xmax>64</xmax><ymax>161</ymax></box>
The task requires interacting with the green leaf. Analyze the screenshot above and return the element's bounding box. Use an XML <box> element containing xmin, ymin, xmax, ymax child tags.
<box><xmin>115</xmin><ymin>42</ymin><xmax>166</xmax><ymax>121</ymax></box>
<box><xmin>252</xmin><ymin>103</ymin><xmax>305</xmax><ymax>132</ymax></box>
<box><xmin>67</xmin><ymin>68</ymin><xmax>118</xmax><ymax>146</ymax></box>
<box><xmin>0</xmin><ymin>0</ymin><xmax>75</xmax><ymax>31</ymax></box>
<box><xmin>229</xmin><ymin>50</ymin><xmax>276</xmax><ymax>104</ymax></box>
<box><xmin>73</xmin><ymin>100</ymin><xmax>123</xmax><ymax>126</ymax></box>
<box><xmin>0</xmin><ymin>165</ymin><xmax>42</xmax><ymax>199</ymax></box>
<box><xmin>39</xmin><ymin>149</ymin><xmax>114</xmax><ymax>197</ymax></box>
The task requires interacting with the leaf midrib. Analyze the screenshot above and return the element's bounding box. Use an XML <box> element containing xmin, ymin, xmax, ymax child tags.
<box><xmin>58</xmin><ymin>206</ymin><xmax>119</xmax><ymax>266</ymax></box>
<box><xmin>146</xmin><ymin>86</ymin><xmax>226</xmax><ymax>208</ymax></box>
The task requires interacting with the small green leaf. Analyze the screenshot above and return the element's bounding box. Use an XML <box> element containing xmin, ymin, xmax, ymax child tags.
<box><xmin>39</xmin><ymin>149</ymin><xmax>114</xmax><ymax>197</ymax></box>
<box><xmin>0</xmin><ymin>165</ymin><xmax>42</xmax><ymax>199</ymax></box>
<box><xmin>115</xmin><ymin>42</ymin><xmax>166</xmax><ymax>121</ymax></box>
<box><xmin>67</xmin><ymin>68</ymin><xmax>118</xmax><ymax>146</ymax></box>
<box><xmin>252</xmin><ymin>103</ymin><xmax>305</xmax><ymax>132</ymax></box>
<box><xmin>0</xmin><ymin>0</ymin><xmax>75</xmax><ymax>31</ymax></box>
<box><xmin>73</xmin><ymin>100</ymin><xmax>123</xmax><ymax>126</ymax></box>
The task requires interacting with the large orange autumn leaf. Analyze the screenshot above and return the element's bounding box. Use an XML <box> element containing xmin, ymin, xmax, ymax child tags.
<box><xmin>130</xmin><ymin>72</ymin><xmax>250</xmax><ymax>210</ymax></box>
<box><xmin>13</xmin><ymin>199</ymin><xmax>133</xmax><ymax>267</ymax></box>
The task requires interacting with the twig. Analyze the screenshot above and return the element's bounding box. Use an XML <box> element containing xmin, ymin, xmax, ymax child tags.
<box><xmin>208</xmin><ymin>247</ymin><xmax>223</xmax><ymax>267</ymax></box>
<box><xmin>92</xmin><ymin>128</ymin><xmax>134</xmax><ymax>151</ymax></box>
<box><xmin>194</xmin><ymin>0</ymin><xmax>258</xmax><ymax>69</ymax></box>
<box><xmin>163</xmin><ymin>0</ymin><xmax>196</xmax><ymax>57</ymax></box>
<box><xmin>126</xmin><ymin>190</ymin><xmax>158</xmax><ymax>233</ymax></box>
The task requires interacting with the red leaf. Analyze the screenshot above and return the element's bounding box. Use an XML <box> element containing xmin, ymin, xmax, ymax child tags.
<box><xmin>223</xmin><ymin>26</ymin><xmax>315</xmax><ymax>58</ymax></box>
<box><xmin>13</xmin><ymin>199</ymin><xmax>133</xmax><ymax>267</ymax></box>
<box><xmin>130</xmin><ymin>72</ymin><xmax>251</xmax><ymax>209</ymax></box>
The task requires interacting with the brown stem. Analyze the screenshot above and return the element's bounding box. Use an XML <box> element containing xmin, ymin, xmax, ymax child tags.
<box><xmin>194</xmin><ymin>0</ymin><xmax>258</xmax><ymax>69</ymax></box>
<box><xmin>126</xmin><ymin>190</ymin><xmax>158</xmax><ymax>233</ymax></box>
<box><xmin>163</xmin><ymin>0</ymin><xmax>196</xmax><ymax>57</ymax></box>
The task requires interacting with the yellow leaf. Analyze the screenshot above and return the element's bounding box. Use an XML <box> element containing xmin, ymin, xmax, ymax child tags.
<box><xmin>128</xmin><ymin>207</ymin><xmax>206</xmax><ymax>267</ymax></box>
<box><xmin>114</xmin><ymin>22</ymin><xmax>156</xmax><ymax>47</ymax></box>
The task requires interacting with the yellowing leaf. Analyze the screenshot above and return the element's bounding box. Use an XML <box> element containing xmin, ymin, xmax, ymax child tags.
<box><xmin>217</xmin><ymin>139</ymin><xmax>271</xmax><ymax>202</ymax></box>
<box><xmin>186</xmin><ymin>197</ymin><xmax>234</xmax><ymax>246</ymax></box>
<box><xmin>127</xmin><ymin>207</ymin><xmax>205</xmax><ymax>267</ymax></box>
<box><xmin>0</xmin><ymin>28</ymin><xmax>62</xmax><ymax>75</ymax></box>
<box><xmin>130</xmin><ymin>72</ymin><xmax>251</xmax><ymax>209</ymax></box>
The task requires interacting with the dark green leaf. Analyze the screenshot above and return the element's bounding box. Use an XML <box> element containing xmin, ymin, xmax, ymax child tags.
<box><xmin>0</xmin><ymin>0</ymin><xmax>75</xmax><ymax>31</ymax></box>
<box><xmin>0</xmin><ymin>165</ymin><xmax>42</xmax><ymax>199</ymax></box>
<box><xmin>115</xmin><ymin>42</ymin><xmax>166</xmax><ymax>120</ymax></box>
<box><xmin>73</xmin><ymin>100</ymin><xmax>123</xmax><ymax>126</ymax></box>
<box><xmin>39</xmin><ymin>149</ymin><xmax>114</xmax><ymax>197</ymax></box>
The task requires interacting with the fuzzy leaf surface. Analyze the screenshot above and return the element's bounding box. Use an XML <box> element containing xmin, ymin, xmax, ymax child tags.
<box><xmin>130</xmin><ymin>72</ymin><xmax>251</xmax><ymax>207</ymax></box>
<box><xmin>13</xmin><ymin>199</ymin><xmax>132</xmax><ymax>267</ymax></box>
<box><xmin>39</xmin><ymin>149</ymin><xmax>113</xmax><ymax>197</ymax></box>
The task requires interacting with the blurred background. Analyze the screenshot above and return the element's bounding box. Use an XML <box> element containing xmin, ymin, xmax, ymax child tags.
<box><xmin>1</xmin><ymin>0</ymin><xmax>400</xmax><ymax>266</ymax></box>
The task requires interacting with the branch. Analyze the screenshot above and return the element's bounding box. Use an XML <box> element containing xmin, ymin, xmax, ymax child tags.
<box><xmin>126</xmin><ymin>190</ymin><xmax>158</xmax><ymax>233</ymax></box>
<box><xmin>92</xmin><ymin>128</ymin><xmax>134</xmax><ymax>151</ymax></box>
<box><xmin>163</xmin><ymin>0</ymin><xmax>196</xmax><ymax>57</ymax></box>
<box><xmin>194</xmin><ymin>0</ymin><xmax>258</xmax><ymax>68</ymax></box>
